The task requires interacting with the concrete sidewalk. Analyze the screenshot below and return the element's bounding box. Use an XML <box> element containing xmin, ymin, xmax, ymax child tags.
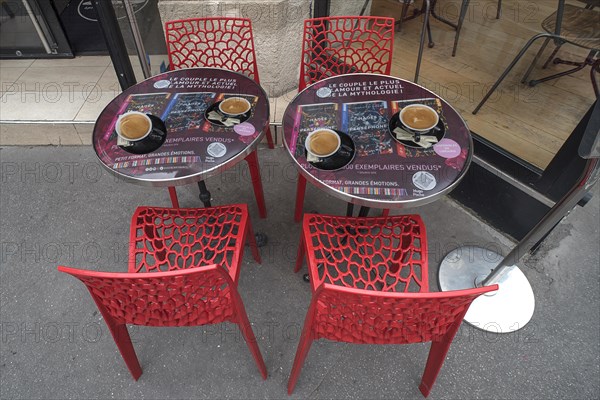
<box><xmin>0</xmin><ymin>146</ymin><xmax>598</xmax><ymax>399</ymax></box>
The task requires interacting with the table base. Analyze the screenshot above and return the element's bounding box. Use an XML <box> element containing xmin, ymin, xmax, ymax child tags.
<box><xmin>255</xmin><ymin>232</ymin><xmax>268</xmax><ymax>248</ymax></box>
<box><xmin>438</xmin><ymin>246</ymin><xmax>535</xmax><ymax>333</ymax></box>
<box><xmin>198</xmin><ymin>181</ymin><xmax>212</xmax><ymax>207</ymax></box>
<box><xmin>346</xmin><ymin>203</ymin><xmax>371</xmax><ymax>218</ymax></box>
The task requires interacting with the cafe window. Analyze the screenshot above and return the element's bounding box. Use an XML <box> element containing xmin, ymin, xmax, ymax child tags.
<box><xmin>364</xmin><ymin>0</ymin><xmax>597</xmax><ymax>171</ymax></box>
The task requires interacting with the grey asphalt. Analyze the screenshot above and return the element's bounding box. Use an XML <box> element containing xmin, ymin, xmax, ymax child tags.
<box><xmin>0</xmin><ymin>146</ymin><xmax>598</xmax><ymax>400</ymax></box>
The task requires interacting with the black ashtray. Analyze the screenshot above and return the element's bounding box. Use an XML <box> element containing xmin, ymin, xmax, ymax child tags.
<box><xmin>305</xmin><ymin>130</ymin><xmax>356</xmax><ymax>171</ymax></box>
<box><xmin>118</xmin><ymin>114</ymin><xmax>167</xmax><ymax>155</ymax></box>
<box><xmin>204</xmin><ymin>101</ymin><xmax>251</xmax><ymax>127</ymax></box>
<box><xmin>388</xmin><ymin>112</ymin><xmax>445</xmax><ymax>148</ymax></box>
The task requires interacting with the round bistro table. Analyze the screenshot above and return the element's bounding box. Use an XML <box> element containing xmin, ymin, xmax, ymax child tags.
<box><xmin>282</xmin><ymin>73</ymin><xmax>472</xmax><ymax>221</ymax></box>
<box><xmin>93</xmin><ymin>67</ymin><xmax>269</xmax><ymax>218</ymax></box>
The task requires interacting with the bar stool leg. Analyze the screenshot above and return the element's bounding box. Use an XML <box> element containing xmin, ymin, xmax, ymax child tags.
<box><xmin>521</xmin><ymin>37</ymin><xmax>552</xmax><ymax>84</ymax></box>
<box><xmin>414</xmin><ymin>0</ymin><xmax>431</xmax><ymax>83</ymax></box>
<box><xmin>473</xmin><ymin>33</ymin><xmax>555</xmax><ymax>114</ymax></box>
<box><xmin>452</xmin><ymin>0</ymin><xmax>471</xmax><ymax>57</ymax></box>
<box><xmin>168</xmin><ymin>187</ymin><xmax>179</xmax><ymax>208</ymax></box>
<box><xmin>396</xmin><ymin>0</ymin><xmax>412</xmax><ymax>32</ymax></box>
<box><xmin>426</xmin><ymin>18</ymin><xmax>434</xmax><ymax>48</ymax></box>
<box><xmin>294</xmin><ymin>174</ymin><xmax>307</xmax><ymax>223</ymax></box>
<box><xmin>591</xmin><ymin>59</ymin><xmax>600</xmax><ymax>98</ymax></box>
<box><xmin>542</xmin><ymin>42</ymin><xmax>563</xmax><ymax>69</ymax></box>
<box><xmin>245</xmin><ymin>150</ymin><xmax>267</xmax><ymax>219</ymax></box>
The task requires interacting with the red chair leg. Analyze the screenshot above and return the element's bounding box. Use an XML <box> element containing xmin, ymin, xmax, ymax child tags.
<box><xmin>110</xmin><ymin>324</ymin><xmax>142</xmax><ymax>380</ymax></box>
<box><xmin>420</xmin><ymin>314</ymin><xmax>465</xmax><ymax>396</ymax></box>
<box><xmin>294</xmin><ymin>233</ymin><xmax>305</xmax><ymax>273</ymax></box>
<box><xmin>245</xmin><ymin>150</ymin><xmax>267</xmax><ymax>219</ymax></box>
<box><xmin>246</xmin><ymin>219</ymin><xmax>262</xmax><ymax>264</ymax></box>
<box><xmin>420</xmin><ymin>316</ymin><xmax>466</xmax><ymax>397</ymax></box>
<box><xmin>92</xmin><ymin>297</ymin><xmax>142</xmax><ymax>380</ymax></box>
<box><xmin>382</xmin><ymin>209</ymin><xmax>390</xmax><ymax>217</ymax></box>
<box><xmin>287</xmin><ymin>299</ymin><xmax>317</xmax><ymax>394</ymax></box>
<box><xmin>294</xmin><ymin>174</ymin><xmax>307</xmax><ymax>223</ymax></box>
<box><xmin>168</xmin><ymin>186</ymin><xmax>179</xmax><ymax>208</ymax></box>
<box><xmin>231</xmin><ymin>289</ymin><xmax>267</xmax><ymax>379</ymax></box>
<box><xmin>419</xmin><ymin>338</ymin><xmax>453</xmax><ymax>397</ymax></box>
<box><xmin>265</xmin><ymin>125</ymin><xmax>275</xmax><ymax>149</ymax></box>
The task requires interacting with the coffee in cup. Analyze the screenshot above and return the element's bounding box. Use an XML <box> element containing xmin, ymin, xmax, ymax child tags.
<box><xmin>399</xmin><ymin>104</ymin><xmax>439</xmax><ymax>131</ymax></box>
<box><xmin>305</xmin><ymin>129</ymin><xmax>341</xmax><ymax>158</ymax></box>
<box><xmin>219</xmin><ymin>97</ymin><xmax>251</xmax><ymax>116</ymax></box>
<box><xmin>116</xmin><ymin>111</ymin><xmax>152</xmax><ymax>141</ymax></box>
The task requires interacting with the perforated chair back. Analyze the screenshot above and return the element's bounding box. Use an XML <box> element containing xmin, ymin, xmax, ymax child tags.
<box><xmin>301</xmin><ymin>214</ymin><xmax>428</xmax><ymax>293</ymax></box>
<box><xmin>299</xmin><ymin>16</ymin><xmax>395</xmax><ymax>91</ymax></box>
<box><xmin>128</xmin><ymin>205</ymin><xmax>251</xmax><ymax>280</ymax></box>
<box><xmin>165</xmin><ymin>17</ymin><xmax>261</xmax><ymax>82</ymax></box>
<box><xmin>312</xmin><ymin>284</ymin><xmax>495</xmax><ymax>345</ymax></box>
<box><xmin>58</xmin><ymin>265</ymin><xmax>236</xmax><ymax>327</ymax></box>
<box><xmin>59</xmin><ymin>263</ymin><xmax>266</xmax><ymax>380</ymax></box>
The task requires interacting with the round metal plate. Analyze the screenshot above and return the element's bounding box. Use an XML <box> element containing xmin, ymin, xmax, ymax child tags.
<box><xmin>439</xmin><ymin>246</ymin><xmax>535</xmax><ymax>333</ymax></box>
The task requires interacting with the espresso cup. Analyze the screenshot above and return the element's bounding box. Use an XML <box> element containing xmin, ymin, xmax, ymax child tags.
<box><xmin>399</xmin><ymin>104</ymin><xmax>439</xmax><ymax>132</ymax></box>
<box><xmin>305</xmin><ymin>129</ymin><xmax>341</xmax><ymax>158</ymax></box>
<box><xmin>219</xmin><ymin>97</ymin><xmax>251</xmax><ymax>116</ymax></box>
<box><xmin>115</xmin><ymin>111</ymin><xmax>152</xmax><ymax>141</ymax></box>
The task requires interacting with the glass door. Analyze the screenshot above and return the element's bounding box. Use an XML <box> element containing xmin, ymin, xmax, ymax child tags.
<box><xmin>117</xmin><ymin>0</ymin><xmax>168</xmax><ymax>80</ymax></box>
<box><xmin>0</xmin><ymin>0</ymin><xmax>72</xmax><ymax>58</ymax></box>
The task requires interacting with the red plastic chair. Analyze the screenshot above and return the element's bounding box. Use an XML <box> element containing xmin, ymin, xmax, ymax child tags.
<box><xmin>298</xmin><ymin>16</ymin><xmax>395</xmax><ymax>91</ymax></box>
<box><xmin>289</xmin><ymin>213</ymin><xmax>498</xmax><ymax>397</ymax></box>
<box><xmin>128</xmin><ymin>204</ymin><xmax>261</xmax><ymax>279</ymax></box>
<box><xmin>58</xmin><ymin>204</ymin><xmax>266</xmax><ymax>380</ymax></box>
<box><xmin>165</xmin><ymin>17</ymin><xmax>274</xmax><ymax>149</ymax></box>
<box><xmin>294</xmin><ymin>16</ymin><xmax>395</xmax><ymax>221</ymax></box>
<box><xmin>164</xmin><ymin>17</ymin><xmax>272</xmax><ymax>215</ymax></box>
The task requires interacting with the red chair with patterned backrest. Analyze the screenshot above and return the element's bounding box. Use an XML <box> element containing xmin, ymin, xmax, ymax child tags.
<box><xmin>127</xmin><ymin>204</ymin><xmax>260</xmax><ymax>280</ymax></box>
<box><xmin>298</xmin><ymin>16</ymin><xmax>395</xmax><ymax>91</ymax></box>
<box><xmin>294</xmin><ymin>16</ymin><xmax>395</xmax><ymax>221</ymax></box>
<box><xmin>163</xmin><ymin>17</ymin><xmax>273</xmax><ymax>213</ymax></box>
<box><xmin>289</xmin><ymin>213</ymin><xmax>498</xmax><ymax>397</ymax></box>
<box><xmin>164</xmin><ymin>17</ymin><xmax>274</xmax><ymax>149</ymax></box>
<box><xmin>58</xmin><ymin>204</ymin><xmax>266</xmax><ymax>380</ymax></box>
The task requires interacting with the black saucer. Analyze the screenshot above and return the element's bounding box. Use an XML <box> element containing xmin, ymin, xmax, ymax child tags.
<box><xmin>388</xmin><ymin>112</ymin><xmax>445</xmax><ymax>148</ymax></box>
<box><xmin>204</xmin><ymin>101</ymin><xmax>251</xmax><ymax>127</ymax></box>
<box><xmin>305</xmin><ymin>130</ymin><xmax>356</xmax><ymax>171</ymax></box>
<box><xmin>118</xmin><ymin>114</ymin><xmax>167</xmax><ymax>155</ymax></box>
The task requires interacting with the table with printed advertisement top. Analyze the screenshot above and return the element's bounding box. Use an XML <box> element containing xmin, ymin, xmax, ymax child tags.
<box><xmin>93</xmin><ymin>67</ymin><xmax>269</xmax><ymax>188</ymax></box>
<box><xmin>92</xmin><ymin>67</ymin><xmax>269</xmax><ymax>221</ymax></box>
<box><xmin>283</xmin><ymin>73</ymin><xmax>473</xmax><ymax>215</ymax></box>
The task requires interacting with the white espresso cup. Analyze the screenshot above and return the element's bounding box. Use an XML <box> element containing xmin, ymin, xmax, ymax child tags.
<box><xmin>399</xmin><ymin>104</ymin><xmax>439</xmax><ymax>132</ymax></box>
<box><xmin>115</xmin><ymin>111</ymin><xmax>153</xmax><ymax>141</ymax></box>
<box><xmin>305</xmin><ymin>129</ymin><xmax>341</xmax><ymax>158</ymax></box>
<box><xmin>218</xmin><ymin>97</ymin><xmax>252</xmax><ymax>116</ymax></box>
